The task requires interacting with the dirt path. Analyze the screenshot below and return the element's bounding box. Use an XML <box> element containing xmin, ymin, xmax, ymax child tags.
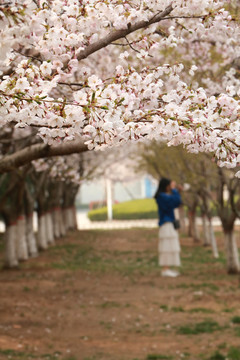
<box><xmin>0</xmin><ymin>229</ymin><xmax>240</xmax><ymax>360</ymax></box>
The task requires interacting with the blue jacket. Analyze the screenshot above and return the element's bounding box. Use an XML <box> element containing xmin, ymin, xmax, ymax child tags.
<box><xmin>155</xmin><ymin>189</ymin><xmax>181</xmax><ymax>226</ymax></box>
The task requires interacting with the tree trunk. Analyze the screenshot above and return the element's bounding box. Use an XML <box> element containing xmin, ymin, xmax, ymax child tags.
<box><xmin>37</xmin><ymin>214</ymin><xmax>48</xmax><ymax>250</ymax></box>
<box><xmin>178</xmin><ymin>206</ymin><xmax>186</xmax><ymax>233</ymax></box>
<box><xmin>26</xmin><ymin>214</ymin><xmax>38</xmax><ymax>257</ymax></box>
<box><xmin>16</xmin><ymin>215</ymin><xmax>29</xmax><ymax>261</ymax></box>
<box><xmin>59</xmin><ymin>208</ymin><xmax>66</xmax><ymax>237</ymax></box>
<box><xmin>52</xmin><ymin>208</ymin><xmax>60</xmax><ymax>238</ymax></box>
<box><xmin>63</xmin><ymin>208</ymin><xmax>70</xmax><ymax>231</ymax></box>
<box><xmin>4</xmin><ymin>223</ymin><xmax>19</xmax><ymax>268</ymax></box>
<box><xmin>72</xmin><ymin>206</ymin><xmax>78</xmax><ymax>229</ymax></box>
<box><xmin>189</xmin><ymin>210</ymin><xmax>200</xmax><ymax>242</ymax></box>
<box><xmin>202</xmin><ymin>214</ymin><xmax>211</xmax><ymax>246</ymax></box>
<box><xmin>209</xmin><ymin>219</ymin><xmax>219</xmax><ymax>258</ymax></box>
<box><xmin>224</xmin><ymin>230</ymin><xmax>240</xmax><ymax>274</ymax></box>
<box><xmin>62</xmin><ymin>182</ymin><xmax>79</xmax><ymax>231</ymax></box>
<box><xmin>46</xmin><ymin>212</ymin><xmax>55</xmax><ymax>245</ymax></box>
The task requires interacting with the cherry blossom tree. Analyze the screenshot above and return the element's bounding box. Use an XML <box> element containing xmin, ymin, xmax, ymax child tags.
<box><xmin>0</xmin><ymin>0</ymin><xmax>240</xmax><ymax>174</ymax></box>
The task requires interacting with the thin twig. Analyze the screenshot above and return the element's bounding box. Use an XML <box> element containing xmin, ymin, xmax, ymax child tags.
<box><xmin>58</xmin><ymin>82</ymin><xmax>84</xmax><ymax>88</ymax></box>
<box><xmin>124</xmin><ymin>36</ymin><xmax>141</xmax><ymax>53</ymax></box>
<box><xmin>163</xmin><ymin>15</ymin><xmax>208</xmax><ymax>20</ymax></box>
<box><xmin>14</xmin><ymin>50</ymin><xmax>43</xmax><ymax>63</ymax></box>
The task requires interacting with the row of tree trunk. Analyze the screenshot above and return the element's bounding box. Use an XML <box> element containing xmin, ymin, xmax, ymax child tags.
<box><xmin>5</xmin><ymin>207</ymin><xmax>77</xmax><ymax>267</ymax></box>
<box><xmin>0</xmin><ymin>168</ymin><xmax>80</xmax><ymax>268</ymax></box>
<box><xmin>181</xmin><ymin>206</ymin><xmax>240</xmax><ymax>274</ymax></box>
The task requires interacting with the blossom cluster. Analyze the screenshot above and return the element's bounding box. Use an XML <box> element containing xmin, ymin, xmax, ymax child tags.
<box><xmin>33</xmin><ymin>155</ymin><xmax>82</xmax><ymax>184</ymax></box>
<box><xmin>0</xmin><ymin>0</ymin><xmax>240</xmax><ymax>175</ymax></box>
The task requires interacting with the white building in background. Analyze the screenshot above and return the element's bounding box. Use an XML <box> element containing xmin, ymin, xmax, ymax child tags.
<box><xmin>76</xmin><ymin>176</ymin><xmax>157</xmax><ymax>207</ymax></box>
<box><xmin>76</xmin><ymin>143</ymin><xmax>158</xmax><ymax>208</ymax></box>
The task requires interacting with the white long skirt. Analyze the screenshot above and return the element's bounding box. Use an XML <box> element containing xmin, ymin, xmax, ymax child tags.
<box><xmin>158</xmin><ymin>222</ymin><xmax>181</xmax><ymax>267</ymax></box>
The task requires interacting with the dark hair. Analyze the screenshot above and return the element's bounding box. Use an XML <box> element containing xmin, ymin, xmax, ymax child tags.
<box><xmin>154</xmin><ymin>177</ymin><xmax>171</xmax><ymax>199</ymax></box>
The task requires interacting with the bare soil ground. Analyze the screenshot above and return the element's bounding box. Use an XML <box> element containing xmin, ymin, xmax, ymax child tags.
<box><xmin>0</xmin><ymin>228</ymin><xmax>240</xmax><ymax>360</ymax></box>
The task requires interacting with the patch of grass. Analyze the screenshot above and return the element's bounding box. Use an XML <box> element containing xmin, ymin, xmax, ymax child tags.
<box><xmin>50</xmin><ymin>244</ymin><xmax>160</xmax><ymax>276</ymax></box>
<box><xmin>160</xmin><ymin>305</ymin><xmax>169</xmax><ymax>311</ymax></box>
<box><xmin>23</xmin><ymin>286</ymin><xmax>31</xmax><ymax>292</ymax></box>
<box><xmin>99</xmin><ymin>321</ymin><xmax>112</xmax><ymax>330</ymax></box>
<box><xmin>99</xmin><ymin>301</ymin><xmax>121</xmax><ymax>308</ymax></box>
<box><xmin>234</xmin><ymin>326</ymin><xmax>240</xmax><ymax>337</ymax></box>
<box><xmin>171</xmin><ymin>306</ymin><xmax>184</xmax><ymax>312</ymax></box>
<box><xmin>208</xmin><ymin>351</ymin><xmax>225</xmax><ymax>360</ymax></box>
<box><xmin>181</xmin><ymin>245</ymin><xmax>226</xmax><ymax>272</ymax></box>
<box><xmin>0</xmin><ymin>349</ymin><xmax>27</xmax><ymax>357</ymax></box>
<box><xmin>176</xmin><ymin>282</ymin><xmax>219</xmax><ymax>291</ymax></box>
<box><xmin>217</xmin><ymin>343</ymin><xmax>227</xmax><ymax>350</ymax></box>
<box><xmin>177</xmin><ymin>319</ymin><xmax>222</xmax><ymax>335</ymax></box>
<box><xmin>88</xmin><ymin>198</ymin><xmax>158</xmax><ymax>221</ymax></box>
<box><xmin>41</xmin><ymin>354</ymin><xmax>62</xmax><ymax>360</ymax></box>
<box><xmin>232</xmin><ymin>316</ymin><xmax>240</xmax><ymax>324</ymax></box>
<box><xmin>222</xmin><ymin>307</ymin><xmax>235</xmax><ymax>313</ymax></box>
<box><xmin>228</xmin><ymin>346</ymin><xmax>240</xmax><ymax>360</ymax></box>
<box><xmin>146</xmin><ymin>355</ymin><xmax>173</xmax><ymax>360</ymax></box>
<box><xmin>0</xmin><ymin>349</ymin><xmax>63</xmax><ymax>359</ymax></box>
<box><xmin>188</xmin><ymin>307</ymin><xmax>215</xmax><ymax>314</ymax></box>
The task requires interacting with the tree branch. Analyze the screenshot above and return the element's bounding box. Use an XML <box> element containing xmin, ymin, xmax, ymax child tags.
<box><xmin>0</xmin><ymin>140</ymin><xmax>89</xmax><ymax>174</ymax></box>
<box><xmin>77</xmin><ymin>4</ymin><xmax>174</xmax><ymax>61</ymax></box>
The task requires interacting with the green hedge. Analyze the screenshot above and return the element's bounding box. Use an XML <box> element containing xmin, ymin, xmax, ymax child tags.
<box><xmin>88</xmin><ymin>198</ymin><xmax>158</xmax><ymax>221</ymax></box>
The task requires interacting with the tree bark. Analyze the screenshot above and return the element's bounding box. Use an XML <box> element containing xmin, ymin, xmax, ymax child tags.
<box><xmin>52</xmin><ymin>208</ymin><xmax>61</xmax><ymax>239</ymax></box>
<box><xmin>77</xmin><ymin>5</ymin><xmax>173</xmax><ymax>61</ymax></box>
<box><xmin>224</xmin><ymin>230</ymin><xmax>240</xmax><ymax>274</ymax></box>
<box><xmin>37</xmin><ymin>214</ymin><xmax>48</xmax><ymax>250</ymax></box>
<box><xmin>0</xmin><ymin>140</ymin><xmax>88</xmax><ymax>174</ymax></box>
<box><xmin>63</xmin><ymin>208</ymin><xmax>70</xmax><ymax>231</ymax></box>
<box><xmin>4</xmin><ymin>223</ymin><xmax>19</xmax><ymax>268</ymax></box>
<box><xmin>208</xmin><ymin>219</ymin><xmax>219</xmax><ymax>258</ymax></box>
<box><xmin>16</xmin><ymin>215</ymin><xmax>29</xmax><ymax>261</ymax></box>
<box><xmin>202</xmin><ymin>214</ymin><xmax>211</xmax><ymax>246</ymax></box>
<box><xmin>59</xmin><ymin>208</ymin><xmax>66</xmax><ymax>237</ymax></box>
<box><xmin>26</xmin><ymin>213</ymin><xmax>38</xmax><ymax>257</ymax></box>
<box><xmin>188</xmin><ymin>210</ymin><xmax>200</xmax><ymax>242</ymax></box>
<box><xmin>46</xmin><ymin>212</ymin><xmax>55</xmax><ymax>245</ymax></box>
<box><xmin>72</xmin><ymin>206</ymin><xmax>78</xmax><ymax>230</ymax></box>
<box><xmin>178</xmin><ymin>206</ymin><xmax>186</xmax><ymax>233</ymax></box>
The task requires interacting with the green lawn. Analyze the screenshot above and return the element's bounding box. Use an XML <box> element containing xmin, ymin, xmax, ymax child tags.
<box><xmin>88</xmin><ymin>198</ymin><xmax>158</xmax><ymax>221</ymax></box>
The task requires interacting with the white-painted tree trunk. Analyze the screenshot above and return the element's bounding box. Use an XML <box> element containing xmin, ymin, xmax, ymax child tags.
<box><xmin>26</xmin><ymin>214</ymin><xmax>38</xmax><ymax>257</ymax></box>
<box><xmin>59</xmin><ymin>208</ymin><xmax>66</xmax><ymax>237</ymax></box>
<box><xmin>224</xmin><ymin>231</ymin><xmax>240</xmax><ymax>274</ymax></box>
<box><xmin>72</xmin><ymin>206</ymin><xmax>78</xmax><ymax>229</ymax></box>
<box><xmin>5</xmin><ymin>224</ymin><xmax>19</xmax><ymax>268</ymax></box>
<box><xmin>208</xmin><ymin>220</ymin><xmax>219</xmax><ymax>258</ymax></box>
<box><xmin>190</xmin><ymin>212</ymin><xmax>200</xmax><ymax>242</ymax></box>
<box><xmin>52</xmin><ymin>209</ymin><xmax>60</xmax><ymax>238</ymax></box>
<box><xmin>46</xmin><ymin>212</ymin><xmax>55</xmax><ymax>245</ymax></box>
<box><xmin>16</xmin><ymin>216</ymin><xmax>29</xmax><ymax>261</ymax></box>
<box><xmin>202</xmin><ymin>215</ymin><xmax>211</xmax><ymax>246</ymax></box>
<box><xmin>37</xmin><ymin>214</ymin><xmax>48</xmax><ymax>250</ymax></box>
<box><xmin>62</xmin><ymin>208</ymin><xmax>68</xmax><ymax>231</ymax></box>
<box><xmin>63</xmin><ymin>208</ymin><xmax>70</xmax><ymax>231</ymax></box>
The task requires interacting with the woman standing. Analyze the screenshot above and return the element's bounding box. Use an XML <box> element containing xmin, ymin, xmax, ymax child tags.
<box><xmin>154</xmin><ymin>178</ymin><xmax>182</xmax><ymax>277</ymax></box>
